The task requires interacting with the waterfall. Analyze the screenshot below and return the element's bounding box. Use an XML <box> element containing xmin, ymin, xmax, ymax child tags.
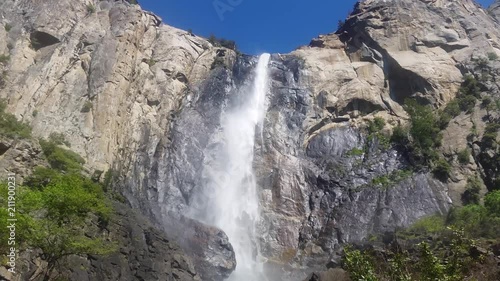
<box><xmin>200</xmin><ymin>53</ymin><xmax>271</xmax><ymax>280</ymax></box>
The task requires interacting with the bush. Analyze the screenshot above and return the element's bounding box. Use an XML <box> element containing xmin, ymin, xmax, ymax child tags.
<box><xmin>343</xmin><ymin>247</ymin><xmax>378</xmax><ymax>281</ymax></box>
<box><xmin>81</xmin><ymin>100</ymin><xmax>93</xmax><ymax>113</ymax></box>
<box><xmin>391</xmin><ymin>125</ymin><xmax>409</xmax><ymax>146</ymax></box>
<box><xmin>461</xmin><ymin>177</ymin><xmax>482</xmax><ymax>205</ymax></box>
<box><xmin>49</xmin><ymin>132</ymin><xmax>71</xmax><ymax>147</ymax></box>
<box><xmin>39</xmin><ymin>139</ymin><xmax>85</xmax><ymax>172</ymax></box>
<box><xmin>432</xmin><ymin>158</ymin><xmax>451</xmax><ymax>181</ymax></box>
<box><xmin>1</xmin><ymin>172</ymin><xmax>114</xmax><ymax>278</ymax></box>
<box><xmin>4</xmin><ymin>23</ymin><xmax>12</xmax><ymax>32</ymax></box>
<box><xmin>487</xmin><ymin>52</ymin><xmax>498</xmax><ymax>61</ymax></box>
<box><xmin>457</xmin><ymin>94</ymin><xmax>476</xmax><ymax>113</ymax></box>
<box><xmin>0</xmin><ymin>54</ymin><xmax>10</xmax><ymax>64</ymax></box>
<box><xmin>457</xmin><ymin>148</ymin><xmax>470</xmax><ymax>164</ymax></box>
<box><xmin>86</xmin><ymin>3</ymin><xmax>96</xmax><ymax>14</ymax></box>
<box><xmin>347</xmin><ymin>147</ymin><xmax>364</xmax><ymax>156</ymax></box>
<box><xmin>408</xmin><ymin>215</ymin><xmax>446</xmax><ymax>235</ymax></box>
<box><xmin>368</xmin><ymin>117</ymin><xmax>385</xmax><ymax>133</ymax></box>
<box><xmin>402</xmin><ymin>99</ymin><xmax>443</xmax><ymax>166</ymax></box>
<box><xmin>484</xmin><ymin>190</ymin><xmax>500</xmax><ymax>217</ymax></box>
<box><xmin>208</xmin><ymin>34</ymin><xmax>238</xmax><ymax>51</ymax></box>
<box><xmin>0</xmin><ymin>100</ymin><xmax>32</xmax><ymax>139</ymax></box>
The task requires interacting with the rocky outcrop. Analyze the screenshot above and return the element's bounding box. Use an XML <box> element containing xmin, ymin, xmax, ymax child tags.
<box><xmin>1</xmin><ymin>0</ymin><xmax>500</xmax><ymax>280</ymax></box>
<box><xmin>0</xmin><ymin>201</ymin><xmax>202</xmax><ymax>281</ymax></box>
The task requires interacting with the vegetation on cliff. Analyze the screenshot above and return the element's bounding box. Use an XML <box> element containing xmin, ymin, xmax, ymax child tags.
<box><xmin>0</xmin><ymin>117</ymin><xmax>115</xmax><ymax>280</ymax></box>
<box><xmin>343</xmin><ymin>191</ymin><xmax>500</xmax><ymax>280</ymax></box>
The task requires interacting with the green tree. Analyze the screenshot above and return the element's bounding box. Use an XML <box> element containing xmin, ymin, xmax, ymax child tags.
<box><xmin>484</xmin><ymin>190</ymin><xmax>500</xmax><ymax>217</ymax></box>
<box><xmin>13</xmin><ymin>172</ymin><xmax>114</xmax><ymax>280</ymax></box>
<box><xmin>343</xmin><ymin>247</ymin><xmax>379</xmax><ymax>281</ymax></box>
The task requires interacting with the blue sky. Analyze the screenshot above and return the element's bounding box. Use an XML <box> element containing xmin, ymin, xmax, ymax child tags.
<box><xmin>139</xmin><ymin>0</ymin><xmax>496</xmax><ymax>55</ymax></box>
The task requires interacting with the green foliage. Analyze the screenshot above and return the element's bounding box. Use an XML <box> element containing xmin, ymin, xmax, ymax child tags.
<box><xmin>408</xmin><ymin>215</ymin><xmax>446</xmax><ymax>235</ymax></box>
<box><xmin>391</xmin><ymin>125</ymin><xmax>409</xmax><ymax>146</ymax></box>
<box><xmin>32</xmin><ymin>110</ymin><xmax>38</xmax><ymax>117</ymax></box>
<box><xmin>81</xmin><ymin>100</ymin><xmax>93</xmax><ymax>113</ymax></box>
<box><xmin>366</xmin><ymin>117</ymin><xmax>390</xmax><ymax>149</ymax></box>
<box><xmin>482</xmin><ymin>123</ymin><xmax>499</xmax><ymax>148</ymax></box>
<box><xmin>0</xmin><ymin>54</ymin><xmax>10</xmax><ymax>64</ymax></box>
<box><xmin>371</xmin><ymin>170</ymin><xmax>413</xmax><ymax>189</ymax></box>
<box><xmin>0</xmin><ymin>100</ymin><xmax>32</xmax><ymax>139</ymax></box>
<box><xmin>49</xmin><ymin>132</ymin><xmax>71</xmax><ymax>147</ymax></box>
<box><xmin>208</xmin><ymin>34</ymin><xmax>238</xmax><ymax>51</ymax></box>
<box><xmin>457</xmin><ymin>95</ymin><xmax>476</xmax><ymax>113</ymax></box>
<box><xmin>487</xmin><ymin>52</ymin><xmax>498</xmax><ymax>61</ymax></box>
<box><xmin>146</xmin><ymin>58</ymin><xmax>156</xmax><ymax>67</ymax></box>
<box><xmin>4</xmin><ymin>23</ymin><xmax>12</xmax><ymax>32</ymax></box>
<box><xmin>102</xmin><ymin>169</ymin><xmax>117</xmax><ymax>192</ymax></box>
<box><xmin>388</xmin><ymin>252</ymin><xmax>413</xmax><ymax>281</ymax></box>
<box><xmin>461</xmin><ymin>177</ymin><xmax>482</xmax><ymax>205</ymax></box>
<box><xmin>394</xmin><ymin>99</ymin><xmax>443</xmax><ymax>168</ymax></box>
<box><xmin>1</xmin><ymin>171</ymin><xmax>115</xmax><ymax>277</ymax></box>
<box><xmin>438</xmin><ymin>100</ymin><xmax>461</xmax><ymax>129</ymax></box>
<box><xmin>343</xmin><ymin>247</ymin><xmax>379</xmax><ymax>281</ymax></box>
<box><xmin>432</xmin><ymin>157</ymin><xmax>451</xmax><ymax>181</ymax></box>
<box><xmin>0</xmin><ymin>71</ymin><xmax>7</xmax><ymax>88</ymax></box>
<box><xmin>86</xmin><ymin>3</ymin><xmax>96</xmax><ymax>14</ymax></box>
<box><xmin>368</xmin><ymin>117</ymin><xmax>385</xmax><ymax>134</ymax></box>
<box><xmin>484</xmin><ymin>190</ymin><xmax>500</xmax><ymax>217</ymax></box>
<box><xmin>347</xmin><ymin>147</ymin><xmax>364</xmax><ymax>157</ymax></box>
<box><xmin>456</xmin><ymin>148</ymin><xmax>470</xmax><ymax>164</ymax></box>
<box><xmin>417</xmin><ymin>242</ymin><xmax>448</xmax><ymax>281</ymax></box>
<box><xmin>39</xmin><ymin>139</ymin><xmax>85</xmax><ymax>172</ymax></box>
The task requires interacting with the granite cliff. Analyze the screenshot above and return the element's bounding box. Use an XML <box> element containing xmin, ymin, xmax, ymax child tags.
<box><xmin>0</xmin><ymin>0</ymin><xmax>499</xmax><ymax>280</ymax></box>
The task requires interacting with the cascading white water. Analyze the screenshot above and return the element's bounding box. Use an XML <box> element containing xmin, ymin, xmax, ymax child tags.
<box><xmin>203</xmin><ymin>53</ymin><xmax>271</xmax><ymax>280</ymax></box>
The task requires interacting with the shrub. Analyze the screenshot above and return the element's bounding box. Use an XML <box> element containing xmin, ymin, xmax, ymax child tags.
<box><xmin>0</xmin><ymin>100</ymin><xmax>32</xmax><ymax>139</ymax></box>
<box><xmin>432</xmin><ymin>158</ymin><xmax>451</xmax><ymax>181</ymax></box>
<box><xmin>408</xmin><ymin>215</ymin><xmax>446</xmax><ymax>235</ymax></box>
<box><xmin>457</xmin><ymin>95</ymin><xmax>476</xmax><ymax>113</ymax></box>
<box><xmin>347</xmin><ymin>147</ymin><xmax>364</xmax><ymax>156</ymax></box>
<box><xmin>4</xmin><ymin>23</ymin><xmax>12</xmax><ymax>32</ymax></box>
<box><xmin>208</xmin><ymin>34</ymin><xmax>238</xmax><ymax>51</ymax></box>
<box><xmin>147</xmin><ymin>58</ymin><xmax>156</xmax><ymax>67</ymax></box>
<box><xmin>81</xmin><ymin>100</ymin><xmax>93</xmax><ymax>113</ymax></box>
<box><xmin>484</xmin><ymin>190</ymin><xmax>500</xmax><ymax>217</ymax></box>
<box><xmin>391</xmin><ymin>125</ymin><xmax>409</xmax><ymax>146</ymax></box>
<box><xmin>461</xmin><ymin>177</ymin><xmax>481</xmax><ymax>205</ymax></box>
<box><xmin>86</xmin><ymin>3</ymin><xmax>96</xmax><ymax>14</ymax></box>
<box><xmin>0</xmin><ymin>54</ymin><xmax>10</xmax><ymax>64</ymax></box>
<box><xmin>402</xmin><ymin>99</ymin><xmax>442</xmax><ymax>166</ymax></box>
<box><xmin>487</xmin><ymin>52</ymin><xmax>498</xmax><ymax>61</ymax></box>
<box><xmin>457</xmin><ymin>148</ymin><xmax>470</xmax><ymax>164</ymax></box>
<box><xmin>459</xmin><ymin>75</ymin><xmax>480</xmax><ymax>98</ymax></box>
<box><xmin>343</xmin><ymin>247</ymin><xmax>379</xmax><ymax>281</ymax></box>
<box><xmin>2</xmin><ymin>172</ymin><xmax>114</xmax><ymax>278</ymax></box>
<box><xmin>49</xmin><ymin>132</ymin><xmax>71</xmax><ymax>147</ymax></box>
<box><xmin>368</xmin><ymin>117</ymin><xmax>385</xmax><ymax>133</ymax></box>
<box><xmin>39</xmin><ymin>139</ymin><xmax>85</xmax><ymax>172</ymax></box>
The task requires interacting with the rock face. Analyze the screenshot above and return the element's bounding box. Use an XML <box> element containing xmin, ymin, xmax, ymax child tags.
<box><xmin>1</xmin><ymin>0</ymin><xmax>499</xmax><ymax>280</ymax></box>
